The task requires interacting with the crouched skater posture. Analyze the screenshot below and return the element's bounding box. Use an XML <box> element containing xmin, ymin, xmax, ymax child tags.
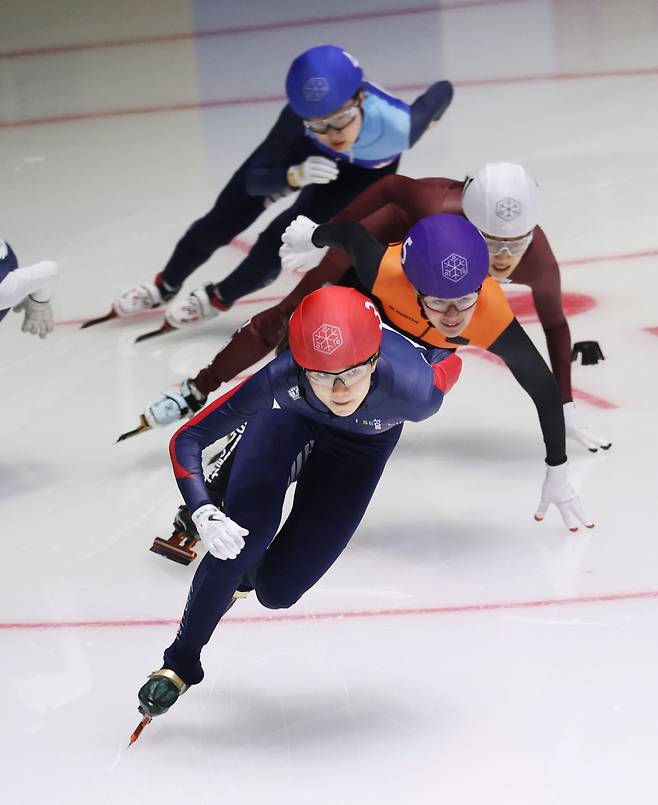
<box><xmin>107</xmin><ymin>45</ymin><xmax>452</xmax><ymax>334</ymax></box>
<box><xmin>135</xmin><ymin>286</ymin><xmax>462</xmax><ymax>728</ymax></box>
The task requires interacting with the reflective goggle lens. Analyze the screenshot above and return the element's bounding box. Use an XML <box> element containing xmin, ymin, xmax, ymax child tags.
<box><xmin>304</xmin><ymin>105</ymin><xmax>359</xmax><ymax>134</ymax></box>
<box><xmin>483</xmin><ymin>232</ymin><xmax>533</xmax><ymax>256</ymax></box>
<box><xmin>305</xmin><ymin>356</ymin><xmax>374</xmax><ymax>388</ymax></box>
<box><xmin>421</xmin><ymin>292</ymin><xmax>479</xmax><ymax>313</ymax></box>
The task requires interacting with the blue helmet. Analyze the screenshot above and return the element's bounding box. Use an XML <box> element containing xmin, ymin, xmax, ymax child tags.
<box><xmin>286</xmin><ymin>45</ymin><xmax>363</xmax><ymax>119</ymax></box>
<box><xmin>400</xmin><ymin>214</ymin><xmax>490</xmax><ymax>297</ymax></box>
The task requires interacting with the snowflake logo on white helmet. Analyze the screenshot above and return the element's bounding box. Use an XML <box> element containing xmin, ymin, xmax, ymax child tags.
<box><xmin>495</xmin><ymin>197</ymin><xmax>522</xmax><ymax>221</ymax></box>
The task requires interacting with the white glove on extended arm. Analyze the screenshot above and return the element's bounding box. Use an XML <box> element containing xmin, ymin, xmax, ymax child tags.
<box><xmin>287</xmin><ymin>156</ymin><xmax>339</xmax><ymax>188</ymax></box>
<box><xmin>534</xmin><ymin>462</ymin><xmax>594</xmax><ymax>532</ymax></box>
<box><xmin>279</xmin><ymin>242</ymin><xmax>329</xmax><ymax>273</ymax></box>
<box><xmin>1</xmin><ymin>260</ymin><xmax>58</xmax><ymax>338</ymax></box>
<box><xmin>279</xmin><ymin>215</ymin><xmax>328</xmax><ymax>273</ymax></box>
<box><xmin>563</xmin><ymin>402</ymin><xmax>611</xmax><ymax>452</ymax></box>
<box><xmin>13</xmin><ymin>295</ymin><xmax>54</xmax><ymax>338</ymax></box>
<box><xmin>191</xmin><ymin>503</ymin><xmax>248</xmax><ymax>560</ymax></box>
<box><xmin>281</xmin><ymin>214</ymin><xmax>321</xmax><ymax>252</ymax></box>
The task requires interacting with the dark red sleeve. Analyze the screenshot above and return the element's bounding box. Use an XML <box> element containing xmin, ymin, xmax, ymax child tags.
<box><xmin>192</xmin><ymin>262</ymin><xmax>346</xmax><ymax>396</ymax></box>
<box><xmin>511</xmin><ymin>227</ymin><xmax>573</xmax><ymax>403</ymax></box>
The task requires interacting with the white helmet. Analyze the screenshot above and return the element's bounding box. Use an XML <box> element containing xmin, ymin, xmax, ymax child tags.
<box><xmin>462</xmin><ymin>162</ymin><xmax>539</xmax><ymax>238</ymax></box>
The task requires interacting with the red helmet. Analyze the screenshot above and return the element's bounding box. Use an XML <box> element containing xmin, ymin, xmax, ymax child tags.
<box><xmin>288</xmin><ymin>286</ymin><xmax>383</xmax><ymax>371</ymax></box>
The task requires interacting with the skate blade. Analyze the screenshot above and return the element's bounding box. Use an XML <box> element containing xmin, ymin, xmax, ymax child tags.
<box><xmin>116</xmin><ymin>415</ymin><xmax>151</xmax><ymax>443</ymax></box>
<box><xmin>80</xmin><ymin>310</ymin><xmax>118</xmax><ymax>329</ymax></box>
<box><xmin>150</xmin><ymin>536</ymin><xmax>199</xmax><ymax>565</ymax></box>
<box><xmin>128</xmin><ymin>714</ymin><xmax>152</xmax><ymax>747</ymax></box>
<box><xmin>134</xmin><ymin>321</ymin><xmax>175</xmax><ymax>343</ymax></box>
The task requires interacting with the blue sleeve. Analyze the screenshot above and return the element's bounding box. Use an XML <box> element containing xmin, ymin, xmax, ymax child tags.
<box><xmin>169</xmin><ymin>368</ymin><xmax>276</xmax><ymax>511</ymax></box>
<box><xmin>388</xmin><ymin>338</ymin><xmax>461</xmax><ymax>423</ymax></box>
<box><xmin>0</xmin><ymin>240</ymin><xmax>19</xmax><ymax>322</ymax></box>
<box><xmin>409</xmin><ymin>81</ymin><xmax>454</xmax><ymax>146</ymax></box>
<box><xmin>243</xmin><ymin>105</ymin><xmax>308</xmax><ymax>197</ymax></box>
<box><xmin>0</xmin><ymin>241</ymin><xmax>19</xmax><ymax>283</ymax></box>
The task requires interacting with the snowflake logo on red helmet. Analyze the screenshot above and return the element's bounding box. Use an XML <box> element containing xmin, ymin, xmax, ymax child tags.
<box><xmin>441</xmin><ymin>253</ymin><xmax>469</xmax><ymax>283</ymax></box>
<box><xmin>313</xmin><ymin>323</ymin><xmax>343</xmax><ymax>354</ymax></box>
<box><xmin>303</xmin><ymin>77</ymin><xmax>330</xmax><ymax>102</ymax></box>
<box><xmin>495</xmin><ymin>197</ymin><xmax>521</xmax><ymax>221</ymax></box>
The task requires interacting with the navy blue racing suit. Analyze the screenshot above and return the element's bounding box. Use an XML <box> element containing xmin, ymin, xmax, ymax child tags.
<box><xmin>164</xmin><ymin>328</ymin><xmax>460</xmax><ymax>684</ymax></box>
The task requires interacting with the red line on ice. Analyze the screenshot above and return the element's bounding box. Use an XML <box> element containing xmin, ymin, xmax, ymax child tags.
<box><xmin>571</xmin><ymin>389</ymin><xmax>617</xmax><ymax>410</ymax></box>
<box><xmin>2</xmin><ymin>68</ymin><xmax>658</xmax><ymax>128</ymax></box>
<box><xmin>0</xmin><ymin>0</ymin><xmax>526</xmax><ymax>60</ymax></box>
<box><xmin>2</xmin><ymin>589</ymin><xmax>658</xmax><ymax>631</ymax></box>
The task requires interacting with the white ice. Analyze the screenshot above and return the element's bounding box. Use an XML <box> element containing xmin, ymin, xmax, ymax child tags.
<box><xmin>1</xmin><ymin>1</ymin><xmax>658</xmax><ymax>803</ymax></box>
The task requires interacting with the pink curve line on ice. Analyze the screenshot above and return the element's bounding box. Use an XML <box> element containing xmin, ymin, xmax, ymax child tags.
<box><xmin>645</xmin><ymin>327</ymin><xmax>658</xmax><ymax>337</ymax></box>
<box><xmin>0</xmin><ymin>0</ymin><xmax>527</xmax><ymax>60</ymax></box>
<box><xmin>561</xmin><ymin>248</ymin><xmax>658</xmax><ymax>267</ymax></box>
<box><xmin>2</xmin><ymin>589</ymin><xmax>658</xmax><ymax>631</ymax></box>
<box><xmin>2</xmin><ymin>67</ymin><xmax>658</xmax><ymax>128</ymax></box>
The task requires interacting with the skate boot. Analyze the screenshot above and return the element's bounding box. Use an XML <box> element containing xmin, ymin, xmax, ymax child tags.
<box><xmin>113</xmin><ymin>272</ymin><xmax>179</xmax><ymax>317</ymax></box>
<box><xmin>164</xmin><ymin>284</ymin><xmax>231</xmax><ymax>329</ymax></box>
<box><xmin>138</xmin><ymin>668</ymin><xmax>189</xmax><ymax>718</ymax></box>
<box><xmin>150</xmin><ymin>506</ymin><xmax>200</xmax><ymax>565</ymax></box>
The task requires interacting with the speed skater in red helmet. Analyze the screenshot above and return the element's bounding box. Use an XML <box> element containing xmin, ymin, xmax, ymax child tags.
<box><xmin>133</xmin><ymin>286</ymin><xmax>461</xmax><ymax>733</ymax></box>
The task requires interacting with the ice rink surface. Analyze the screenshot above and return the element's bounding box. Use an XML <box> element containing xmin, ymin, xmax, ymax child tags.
<box><xmin>2</xmin><ymin>1</ymin><xmax>658</xmax><ymax>802</ymax></box>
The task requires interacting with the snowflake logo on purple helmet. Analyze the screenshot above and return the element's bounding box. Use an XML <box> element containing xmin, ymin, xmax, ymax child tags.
<box><xmin>441</xmin><ymin>253</ymin><xmax>469</xmax><ymax>283</ymax></box>
<box><xmin>303</xmin><ymin>77</ymin><xmax>330</xmax><ymax>102</ymax></box>
<box><xmin>495</xmin><ymin>197</ymin><xmax>522</xmax><ymax>221</ymax></box>
<box><xmin>313</xmin><ymin>323</ymin><xmax>343</xmax><ymax>355</ymax></box>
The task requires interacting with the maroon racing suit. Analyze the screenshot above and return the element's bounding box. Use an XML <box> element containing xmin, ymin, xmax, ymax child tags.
<box><xmin>192</xmin><ymin>175</ymin><xmax>573</xmax><ymax>403</ymax></box>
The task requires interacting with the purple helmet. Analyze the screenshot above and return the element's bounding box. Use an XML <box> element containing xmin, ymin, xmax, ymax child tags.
<box><xmin>400</xmin><ymin>214</ymin><xmax>489</xmax><ymax>297</ymax></box>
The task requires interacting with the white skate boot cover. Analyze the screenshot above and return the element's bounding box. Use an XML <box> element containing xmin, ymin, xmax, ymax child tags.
<box><xmin>165</xmin><ymin>287</ymin><xmax>217</xmax><ymax>328</ymax></box>
<box><xmin>113</xmin><ymin>281</ymin><xmax>163</xmax><ymax>317</ymax></box>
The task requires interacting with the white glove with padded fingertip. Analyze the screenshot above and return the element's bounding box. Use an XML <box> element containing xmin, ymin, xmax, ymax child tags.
<box><xmin>279</xmin><ymin>242</ymin><xmax>329</xmax><ymax>274</ymax></box>
<box><xmin>563</xmin><ymin>402</ymin><xmax>611</xmax><ymax>452</ymax></box>
<box><xmin>191</xmin><ymin>504</ymin><xmax>248</xmax><ymax>560</ymax></box>
<box><xmin>534</xmin><ymin>462</ymin><xmax>594</xmax><ymax>532</ymax></box>
<box><xmin>281</xmin><ymin>214</ymin><xmax>320</xmax><ymax>254</ymax></box>
<box><xmin>287</xmin><ymin>156</ymin><xmax>338</xmax><ymax>188</ymax></box>
<box><xmin>13</xmin><ymin>295</ymin><xmax>54</xmax><ymax>338</ymax></box>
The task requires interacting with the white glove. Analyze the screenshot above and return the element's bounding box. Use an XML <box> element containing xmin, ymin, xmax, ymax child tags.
<box><xmin>534</xmin><ymin>462</ymin><xmax>594</xmax><ymax>532</ymax></box>
<box><xmin>287</xmin><ymin>156</ymin><xmax>339</xmax><ymax>188</ymax></box>
<box><xmin>279</xmin><ymin>242</ymin><xmax>329</xmax><ymax>274</ymax></box>
<box><xmin>563</xmin><ymin>402</ymin><xmax>611</xmax><ymax>452</ymax></box>
<box><xmin>12</xmin><ymin>295</ymin><xmax>54</xmax><ymax>338</ymax></box>
<box><xmin>191</xmin><ymin>503</ymin><xmax>248</xmax><ymax>560</ymax></box>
